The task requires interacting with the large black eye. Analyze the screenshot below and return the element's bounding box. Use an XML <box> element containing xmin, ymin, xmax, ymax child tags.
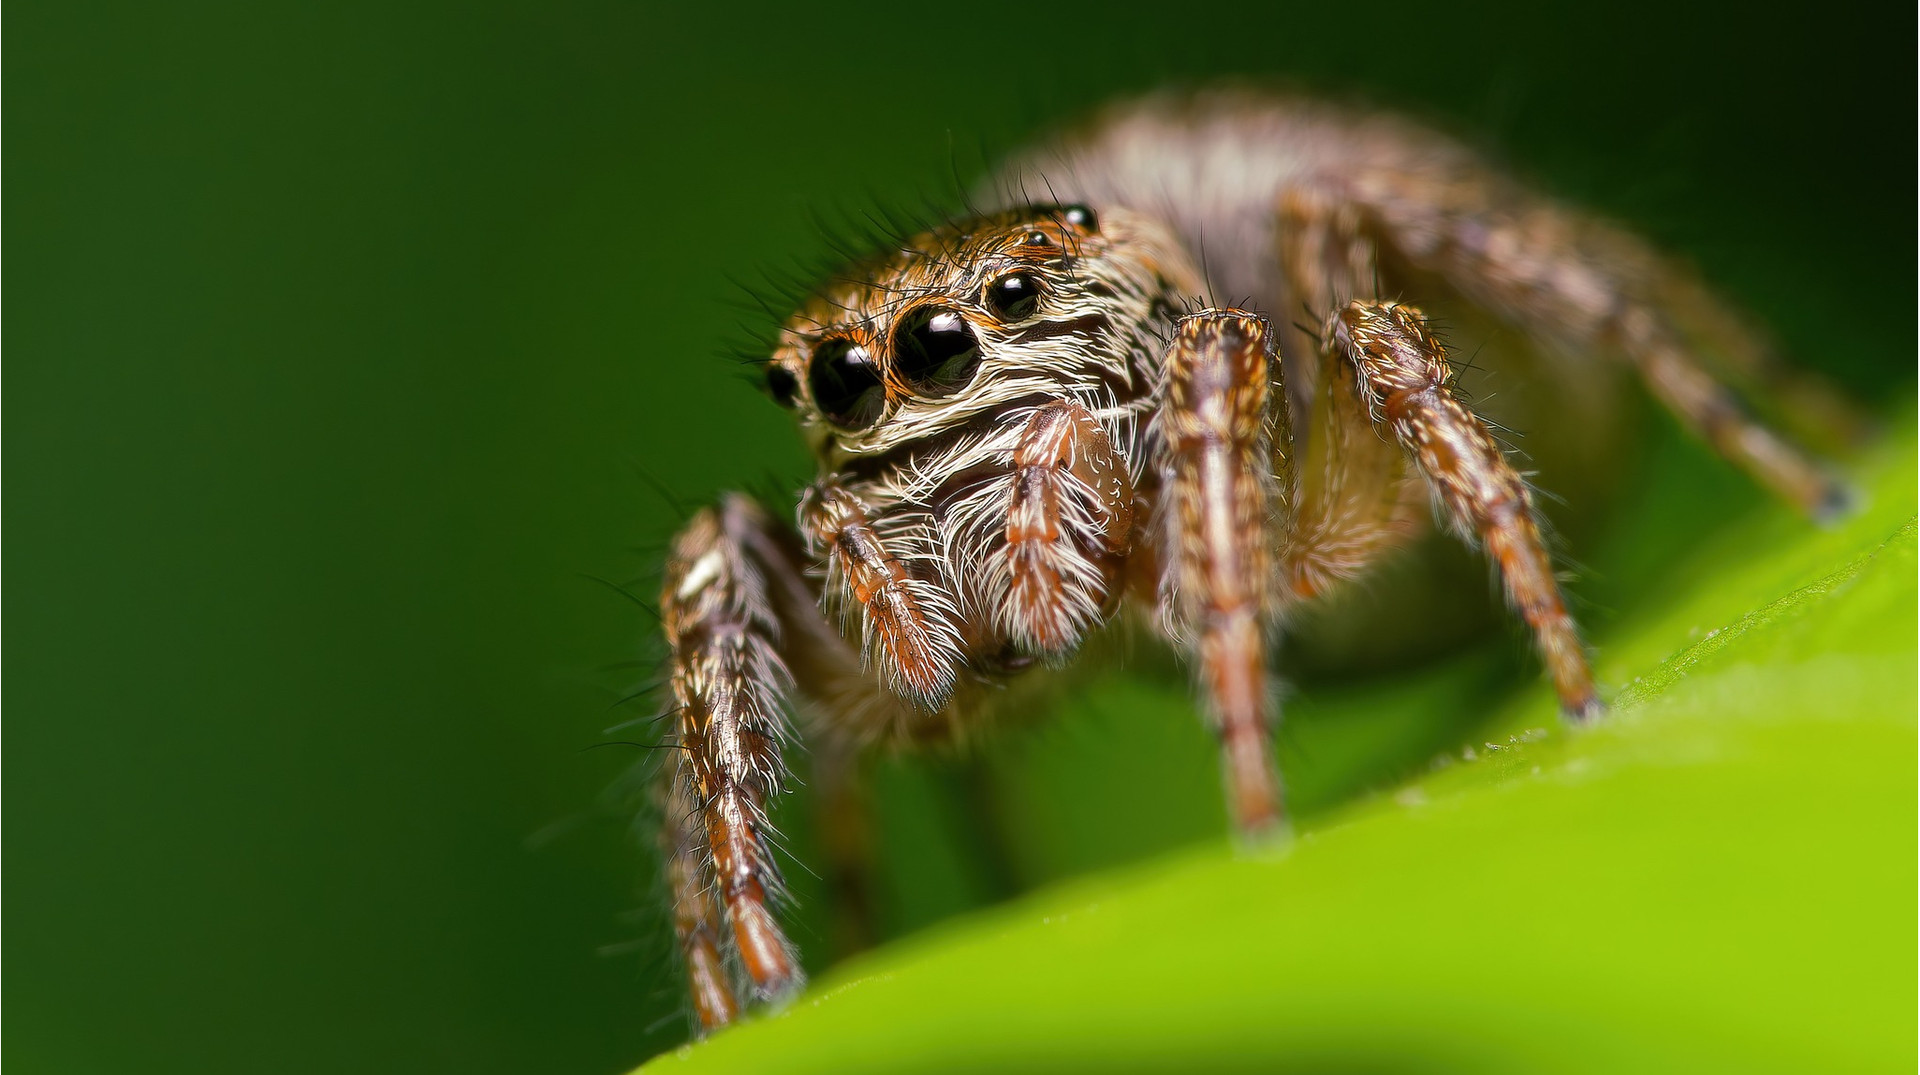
<box><xmin>892</xmin><ymin>307</ymin><xmax>981</xmax><ymax>397</ymax></box>
<box><xmin>985</xmin><ymin>274</ymin><xmax>1039</xmax><ymax>320</ymax></box>
<box><xmin>807</xmin><ymin>338</ymin><xmax>886</xmax><ymax>430</ymax></box>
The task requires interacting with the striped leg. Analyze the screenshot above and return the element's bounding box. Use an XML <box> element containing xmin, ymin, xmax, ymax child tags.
<box><xmin>659</xmin><ymin>499</ymin><xmax>804</xmax><ymax>1032</ymax></box>
<box><xmin>1348</xmin><ymin>167</ymin><xmax>1852</xmax><ymax>519</ymax></box>
<box><xmin>662</xmin><ymin>778</ymin><xmax>739</xmax><ymax>1030</ymax></box>
<box><xmin>1158</xmin><ymin>310</ymin><xmax>1288</xmax><ymax>834</ymax></box>
<box><xmin>1329</xmin><ymin>300</ymin><xmax>1601</xmax><ymax>720</ymax></box>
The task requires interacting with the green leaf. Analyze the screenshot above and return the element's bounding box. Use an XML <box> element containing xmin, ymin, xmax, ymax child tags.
<box><xmin>642</xmin><ymin>420</ymin><xmax>1917</xmax><ymax>1074</ymax></box>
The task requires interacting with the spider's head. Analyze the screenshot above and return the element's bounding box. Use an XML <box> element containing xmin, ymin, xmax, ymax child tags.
<box><xmin>763</xmin><ymin>204</ymin><xmax>1200</xmax><ymax>465</ymax></box>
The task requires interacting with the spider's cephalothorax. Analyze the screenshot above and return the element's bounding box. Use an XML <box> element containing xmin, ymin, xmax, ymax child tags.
<box><xmin>647</xmin><ymin>90</ymin><xmax>1857</xmax><ymax>1033</ymax></box>
<box><xmin>771</xmin><ymin>205</ymin><xmax>1203</xmax><ymax>717</ymax></box>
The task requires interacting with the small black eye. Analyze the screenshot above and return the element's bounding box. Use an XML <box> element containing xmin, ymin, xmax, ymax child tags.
<box><xmin>1021</xmin><ymin>230</ymin><xmax>1052</xmax><ymax>247</ymax></box>
<box><xmin>985</xmin><ymin>274</ymin><xmax>1040</xmax><ymax>320</ymax></box>
<box><xmin>893</xmin><ymin>307</ymin><xmax>981</xmax><ymax>397</ymax></box>
<box><xmin>1062</xmin><ymin>204</ymin><xmax>1097</xmax><ymax>231</ymax></box>
<box><xmin>807</xmin><ymin>338</ymin><xmax>886</xmax><ymax>430</ymax></box>
<box><xmin>765</xmin><ymin>364</ymin><xmax>798</xmax><ymax>408</ymax></box>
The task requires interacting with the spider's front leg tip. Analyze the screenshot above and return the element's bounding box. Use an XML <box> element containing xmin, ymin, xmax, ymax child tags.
<box><xmin>751</xmin><ymin>967</ymin><xmax>808</xmax><ymax>1012</ymax></box>
<box><xmin>733</xmin><ymin>899</ymin><xmax>808</xmax><ymax>1011</ymax></box>
<box><xmin>1231</xmin><ymin>809</ymin><xmax>1296</xmax><ymax>856</ymax></box>
<box><xmin>1226</xmin><ymin>773</ymin><xmax>1294</xmax><ymax>854</ymax></box>
<box><xmin>1221</xmin><ymin>729</ymin><xmax>1291</xmax><ymax>850</ymax></box>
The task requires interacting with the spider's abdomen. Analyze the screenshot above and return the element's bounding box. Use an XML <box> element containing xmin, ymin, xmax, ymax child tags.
<box><xmin>986</xmin><ymin>91</ymin><xmax>1448</xmax><ymax>311</ymax></box>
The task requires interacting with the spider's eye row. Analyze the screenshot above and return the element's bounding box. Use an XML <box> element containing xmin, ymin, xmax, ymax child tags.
<box><xmin>893</xmin><ymin>307</ymin><xmax>982</xmax><ymax>398</ymax></box>
<box><xmin>985</xmin><ymin>273</ymin><xmax>1040</xmax><ymax>320</ymax></box>
<box><xmin>1062</xmin><ymin>204</ymin><xmax>1097</xmax><ymax>231</ymax></box>
<box><xmin>808</xmin><ymin>338</ymin><xmax>886</xmax><ymax>430</ymax></box>
<box><xmin>765</xmin><ymin>363</ymin><xmax>798</xmax><ymax>408</ymax></box>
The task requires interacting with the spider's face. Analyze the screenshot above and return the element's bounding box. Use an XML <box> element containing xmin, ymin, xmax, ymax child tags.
<box><xmin>764</xmin><ymin>205</ymin><xmax>1200</xmax><ymax>466</ymax></box>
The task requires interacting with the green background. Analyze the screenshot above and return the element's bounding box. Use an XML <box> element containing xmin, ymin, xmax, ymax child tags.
<box><xmin>8</xmin><ymin>2</ymin><xmax>1911</xmax><ymax>1074</ymax></box>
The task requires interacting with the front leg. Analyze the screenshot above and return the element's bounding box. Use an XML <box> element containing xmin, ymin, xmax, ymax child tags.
<box><xmin>658</xmin><ymin>496</ymin><xmax>806</xmax><ymax>1032</ymax></box>
<box><xmin>1157</xmin><ymin>310</ymin><xmax>1287</xmax><ymax>835</ymax></box>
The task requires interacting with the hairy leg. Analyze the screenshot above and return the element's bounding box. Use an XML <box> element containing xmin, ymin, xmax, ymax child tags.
<box><xmin>658</xmin><ymin>493</ymin><xmax>924</xmax><ymax>1031</ymax></box>
<box><xmin>662</xmin><ymin>778</ymin><xmax>739</xmax><ymax>1030</ymax></box>
<box><xmin>1657</xmin><ymin>266</ymin><xmax>1864</xmax><ymax>452</ymax></box>
<box><xmin>658</xmin><ymin>500</ymin><xmax>806</xmax><ymax>1030</ymax></box>
<box><xmin>1157</xmin><ymin>309</ymin><xmax>1288</xmax><ymax>834</ymax></box>
<box><xmin>1329</xmin><ymin>299</ymin><xmax>1601</xmax><ymax>719</ymax></box>
<box><xmin>1346</xmin><ymin>165</ymin><xmax>1852</xmax><ymax>518</ymax></box>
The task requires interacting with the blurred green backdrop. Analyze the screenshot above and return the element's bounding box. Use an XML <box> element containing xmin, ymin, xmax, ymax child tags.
<box><xmin>9</xmin><ymin>2</ymin><xmax>1910</xmax><ymax>1073</ymax></box>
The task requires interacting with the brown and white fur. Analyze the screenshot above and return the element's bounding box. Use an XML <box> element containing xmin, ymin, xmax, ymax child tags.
<box><xmin>649</xmin><ymin>88</ymin><xmax>1855</xmax><ymax>1033</ymax></box>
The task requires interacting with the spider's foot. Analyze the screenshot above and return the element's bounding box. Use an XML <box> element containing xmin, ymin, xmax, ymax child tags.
<box><xmin>752</xmin><ymin>969</ymin><xmax>807</xmax><ymax>1012</ymax></box>
<box><xmin>1231</xmin><ymin>805</ymin><xmax>1295</xmax><ymax>856</ymax></box>
<box><xmin>1562</xmin><ymin>694</ymin><xmax>1608</xmax><ymax>724</ymax></box>
<box><xmin>1812</xmin><ymin>478</ymin><xmax>1864</xmax><ymax>529</ymax></box>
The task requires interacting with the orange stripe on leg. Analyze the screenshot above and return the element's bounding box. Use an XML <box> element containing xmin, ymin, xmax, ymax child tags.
<box><xmin>1332</xmin><ymin>301</ymin><xmax>1601</xmax><ymax>720</ymax></box>
<box><xmin>1160</xmin><ymin>310</ymin><xmax>1287</xmax><ymax>834</ymax></box>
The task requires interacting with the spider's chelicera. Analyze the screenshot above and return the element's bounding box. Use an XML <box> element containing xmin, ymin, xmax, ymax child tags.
<box><xmin>648</xmin><ymin>89</ymin><xmax>1856</xmax><ymax>1033</ymax></box>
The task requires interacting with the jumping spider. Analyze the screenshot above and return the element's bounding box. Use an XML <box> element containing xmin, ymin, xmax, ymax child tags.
<box><xmin>648</xmin><ymin>89</ymin><xmax>1855</xmax><ymax>1032</ymax></box>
